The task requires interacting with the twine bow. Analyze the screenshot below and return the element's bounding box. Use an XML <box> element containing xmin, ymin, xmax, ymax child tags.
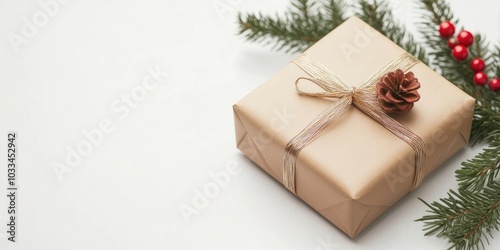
<box><xmin>283</xmin><ymin>53</ymin><xmax>426</xmax><ymax>194</ymax></box>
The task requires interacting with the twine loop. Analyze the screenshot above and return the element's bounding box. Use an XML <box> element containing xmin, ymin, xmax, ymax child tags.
<box><xmin>283</xmin><ymin>53</ymin><xmax>426</xmax><ymax>194</ymax></box>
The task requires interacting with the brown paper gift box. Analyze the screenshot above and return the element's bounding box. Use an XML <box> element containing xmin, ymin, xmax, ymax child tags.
<box><xmin>233</xmin><ymin>16</ymin><xmax>475</xmax><ymax>238</ymax></box>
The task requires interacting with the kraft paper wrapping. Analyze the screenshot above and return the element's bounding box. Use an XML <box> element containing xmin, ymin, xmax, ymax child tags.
<box><xmin>233</xmin><ymin>16</ymin><xmax>475</xmax><ymax>238</ymax></box>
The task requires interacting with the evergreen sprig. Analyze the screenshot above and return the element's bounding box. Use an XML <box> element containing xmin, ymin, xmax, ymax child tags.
<box><xmin>456</xmin><ymin>138</ymin><xmax>500</xmax><ymax>192</ymax></box>
<box><xmin>355</xmin><ymin>0</ymin><xmax>428</xmax><ymax>64</ymax></box>
<box><xmin>237</xmin><ymin>1</ymin><xmax>500</xmax><ymax>249</ymax></box>
<box><xmin>417</xmin><ymin>183</ymin><xmax>500</xmax><ymax>250</ymax></box>
<box><xmin>237</xmin><ymin>0</ymin><xmax>347</xmax><ymax>53</ymax></box>
<box><xmin>417</xmin><ymin>0</ymin><xmax>500</xmax><ymax>242</ymax></box>
<box><xmin>238</xmin><ymin>0</ymin><xmax>428</xmax><ymax>62</ymax></box>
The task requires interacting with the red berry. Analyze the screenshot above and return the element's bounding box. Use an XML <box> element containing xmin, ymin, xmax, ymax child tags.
<box><xmin>447</xmin><ymin>38</ymin><xmax>458</xmax><ymax>48</ymax></box>
<box><xmin>473</xmin><ymin>72</ymin><xmax>488</xmax><ymax>86</ymax></box>
<box><xmin>490</xmin><ymin>78</ymin><xmax>500</xmax><ymax>91</ymax></box>
<box><xmin>439</xmin><ymin>21</ymin><xmax>455</xmax><ymax>38</ymax></box>
<box><xmin>470</xmin><ymin>58</ymin><xmax>485</xmax><ymax>72</ymax></box>
<box><xmin>457</xmin><ymin>30</ymin><xmax>474</xmax><ymax>47</ymax></box>
<box><xmin>452</xmin><ymin>45</ymin><xmax>468</xmax><ymax>61</ymax></box>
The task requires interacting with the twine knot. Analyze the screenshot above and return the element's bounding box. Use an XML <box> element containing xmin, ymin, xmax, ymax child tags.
<box><xmin>283</xmin><ymin>53</ymin><xmax>427</xmax><ymax>195</ymax></box>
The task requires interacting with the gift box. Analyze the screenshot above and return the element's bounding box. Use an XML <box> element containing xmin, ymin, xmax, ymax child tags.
<box><xmin>233</xmin><ymin>16</ymin><xmax>475</xmax><ymax>238</ymax></box>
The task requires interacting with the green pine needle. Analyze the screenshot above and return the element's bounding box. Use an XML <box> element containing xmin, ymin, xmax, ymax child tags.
<box><xmin>356</xmin><ymin>0</ymin><xmax>428</xmax><ymax>64</ymax></box>
<box><xmin>456</xmin><ymin>138</ymin><xmax>500</xmax><ymax>192</ymax></box>
<box><xmin>237</xmin><ymin>0</ymin><xmax>347</xmax><ymax>53</ymax></box>
<box><xmin>417</xmin><ymin>183</ymin><xmax>500</xmax><ymax>250</ymax></box>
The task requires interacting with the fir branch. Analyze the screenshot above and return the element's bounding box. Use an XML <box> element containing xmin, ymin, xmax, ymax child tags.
<box><xmin>416</xmin><ymin>0</ymin><xmax>499</xmax><ymax>144</ymax></box>
<box><xmin>417</xmin><ymin>183</ymin><xmax>500</xmax><ymax>250</ymax></box>
<box><xmin>416</xmin><ymin>0</ymin><xmax>497</xmax><ymax>101</ymax></box>
<box><xmin>472</xmin><ymin>99</ymin><xmax>500</xmax><ymax>145</ymax></box>
<box><xmin>457</xmin><ymin>36</ymin><xmax>500</xmax><ymax>145</ymax></box>
<box><xmin>416</xmin><ymin>0</ymin><xmax>462</xmax><ymax>82</ymax></box>
<box><xmin>237</xmin><ymin>0</ymin><xmax>347</xmax><ymax>53</ymax></box>
<box><xmin>493</xmin><ymin>45</ymin><xmax>500</xmax><ymax>77</ymax></box>
<box><xmin>322</xmin><ymin>0</ymin><xmax>347</xmax><ymax>28</ymax></box>
<box><xmin>456</xmin><ymin>138</ymin><xmax>500</xmax><ymax>192</ymax></box>
<box><xmin>416</xmin><ymin>1</ymin><xmax>500</xmax><ymax>249</ymax></box>
<box><xmin>356</xmin><ymin>0</ymin><xmax>428</xmax><ymax>64</ymax></box>
<box><xmin>238</xmin><ymin>0</ymin><xmax>427</xmax><ymax>61</ymax></box>
<box><xmin>469</xmin><ymin>40</ymin><xmax>500</xmax><ymax>144</ymax></box>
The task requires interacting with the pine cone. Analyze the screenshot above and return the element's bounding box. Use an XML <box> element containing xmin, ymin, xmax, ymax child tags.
<box><xmin>376</xmin><ymin>69</ymin><xmax>420</xmax><ymax>114</ymax></box>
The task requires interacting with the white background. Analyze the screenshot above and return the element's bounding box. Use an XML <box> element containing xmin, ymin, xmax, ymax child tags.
<box><xmin>0</xmin><ymin>0</ymin><xmax>499</xmax><ymax>249</ymax></box>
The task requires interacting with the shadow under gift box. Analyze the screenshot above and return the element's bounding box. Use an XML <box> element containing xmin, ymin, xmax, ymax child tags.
<box><xmin>233</xmin><ymin>16</ymin><xmax>475</xmax><ymax>238</ymax></box>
